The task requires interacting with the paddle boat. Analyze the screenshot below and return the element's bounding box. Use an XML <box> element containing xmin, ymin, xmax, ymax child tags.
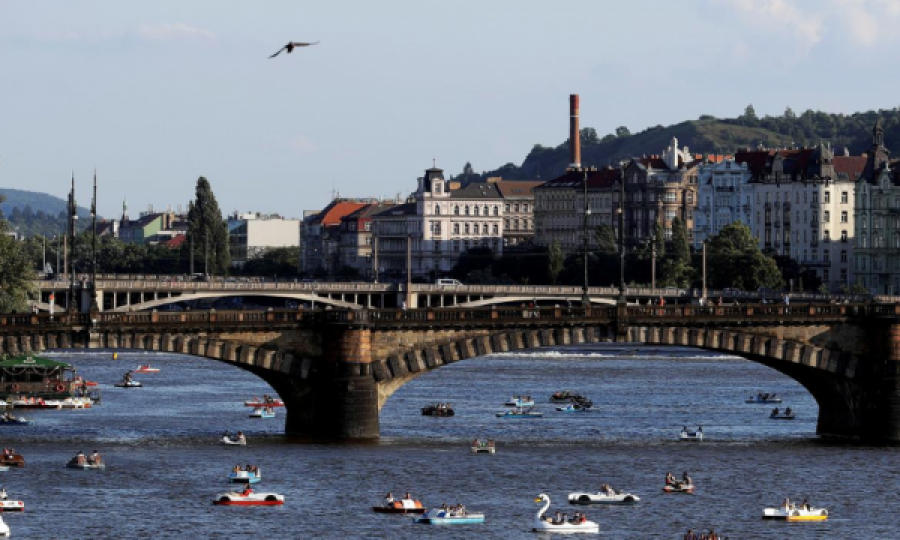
<box><xmin>229</xmin><ymin>467</ymin><xmax>261</xmax><ymax>484</ymax></box>
<box><xmin>59</xmin><ymin>397</ymin><xmax>92</xmax><ymax>409</ymax></box>
<box><xmin>0</xmin><ymin>497</ymin><xmax>25</xmax><ymax>512</ymax></box>
<box><xmin>212</xmin><ymin>486</ymin><xmax>284</xmax><ymax>506</ymax></box>
<box><xmin>470</xmin><ymin>438</ymin><xmax>496</xmax><ymax>454</ymax></box>
<box><xmin>66</xmin><ymin>452</ymin><xmax>105</xmax><ymax>470</ymax></box>
<box><xmin>532</xmin><ymin>493</ymin><xmax>599</xmax><ymax>533</ymax></box>
<box><xmin>568</xmin><ymin>486</ymin><xmax>640</xmax><ymax>505</ymax></box>
<box><xmin>663</xmin><ymin>482</ymin><xmax>694</xmax><ymax>493</ymax></box>
<box><xmin>504</xmin><ymin>395</ymin><xmax>535</xmax><ymax>408</ymax></box>
<box><xmin>769</xmin><ymin>408</ymin><xmax>796</xmax><ymax>420</ymax></box>
<box><xmin>134</xmin><ymin>365</ymin><xmax>160</xmax><ymax>373</ymax></box>
<box><xmin>679</xmin><ymin>426</ymin><xmax>703</xmax><ymax>441</ymax></box>
<box><xmin>244</xmin><ymin>397</ymin><xmax>285</xmax><ymax>408</ymax></box>
<box><xmin>0</xmin><ymin>451</ymin><xmax>24</xmax><ymax>468</ymax></box>
<box><xmin>0</xmin><ymin>515</ymin><xmax>9</xmax><ymax>538</ymax></box>
<box><xmin>421</xmin><ymin>403</ymin><xmax>454</xmax><ymax>417</ymax></box>
<box><xmin>0</xmin><ymin>413</ymin><xmax>32</xmax><ymax>426</ymax></box>
<box><xmin>496</xmin><ymin>407</ymin><xmax>543</xmax><ymax>418</ymax></box>
<box><xmin>549</xmin><ymin>391</ymin><xmax>586</xmax><ymax>403</ymax></box>
<box><xmin>0</xmin><ymin>466</ymin><xmax>9</xmax><ymax>472</ymax></box>
<box><xmin>249</xmin><ymin>407</ymin><xmax>276</xmax><ymax>419</ymax></box>
<box><xmin>556</xmin><ymin>401</ymin><xmax>593</xmax><ymax>412</ymax></box>
<box><xmin>746</xmin><ymin>392</ymin><xmax>782</xmax><ymax>404</ymax></box>
<box><xmin>221</xmin><ymin>433</ymin><xmax>247</xmax><ymax>446</ymax></box>
<box><xmin>114</xmin><ymin>379</ymin><xmax>142</xmax><ymax>388</ymax></box>
<box><xmin>763</xmin><ymin>499</ymin><xmax>828</xmax><ymax>521</ymax></box>
<box><xmin>372</xmin><ymin>493</ymin><xmax>426</xmax><ymax>514</ymax></box>
<box><xmin>412</xmin><ymin>507</ymin><xmax>485</xmax><ymax>525</ymax></box>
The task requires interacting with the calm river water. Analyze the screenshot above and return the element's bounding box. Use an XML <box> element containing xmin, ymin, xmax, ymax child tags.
<box><xmin>5</xmin><ymin>345</ymin><xmax>897</xmax><ymax>539</ymax></box>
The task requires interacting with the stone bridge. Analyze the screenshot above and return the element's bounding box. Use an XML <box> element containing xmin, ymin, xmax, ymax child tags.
<box><xmin>1</xmin><ymin>303</ymin><xmax>899</xmax><ymax>442</ymax></box>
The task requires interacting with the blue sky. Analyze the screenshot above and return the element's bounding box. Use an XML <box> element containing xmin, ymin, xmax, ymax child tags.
<box><xmin>2</xmin><ymin>0</ymin><xmax>899</xmax><ymax>217</ymax></box>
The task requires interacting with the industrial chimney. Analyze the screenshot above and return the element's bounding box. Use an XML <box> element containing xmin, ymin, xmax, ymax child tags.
<box><xmin>570</xmin><ymin>94</ymin><xmax>581</xmax><ymax>169</ymax></box>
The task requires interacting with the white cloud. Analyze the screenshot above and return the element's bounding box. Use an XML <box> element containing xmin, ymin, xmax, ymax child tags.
<box><xmin>835</xmin><ymin>0</ymin><xmax>880</xmax><ymax>45</ymax></box>
<box><xmin>137</xmin><ymin>23</ymin><xmax>215</xmax><ymax>42</ymax></box>
<box><xmin>716</xmin><ymin>0</ymin><xmax>824</xmax><ymax>49</ymax></box>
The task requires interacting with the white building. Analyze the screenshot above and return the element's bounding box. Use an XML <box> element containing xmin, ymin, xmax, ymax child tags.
<box><xmin>228</xmin><ymin>212</ymin><xmax>301</xmax><ymax>267</ymax></box>
<box><xmin>372</xmin><ymin>166</ymin><xmax>504</xmax><ymax>279</ymax></box>
<box><xmin>694</xmin><ymin>158</ymin><xmax>754</xmax><ymax>248</ymax></box>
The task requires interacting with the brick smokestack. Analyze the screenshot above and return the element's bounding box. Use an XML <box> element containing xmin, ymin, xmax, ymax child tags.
<box><xmin>570</xmin><ymin>94</ymin><xmax>581</xmax><ymax>169</ymax></box>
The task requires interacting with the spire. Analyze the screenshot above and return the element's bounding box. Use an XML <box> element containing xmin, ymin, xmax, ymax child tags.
<box><xmin>874</xmin><ymin>117</ymin><xmax>884</xmax><ymax>148</ymax></box>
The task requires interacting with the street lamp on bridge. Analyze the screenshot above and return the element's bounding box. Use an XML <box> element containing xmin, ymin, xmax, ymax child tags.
<box><xmin>617</xmin><ymin>161</ymin><xmax>627</xmax><ymax>304</ymax></box>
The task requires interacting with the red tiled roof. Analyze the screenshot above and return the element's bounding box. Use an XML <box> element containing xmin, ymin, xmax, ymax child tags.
<box><xmin>317</xmin><ymin>201</ymin><xmax>369</xmax><ymax>227</ymax></box>
<box><xmin>833</xmin><ymin>156</ymin><xmax>866</xmax><ymax>179</ymax></box>
<box><xmin>494</xmin><ymin>180</ymin><xmax>543</xmax><ymax>198</ymax></box>
<box><xmin>164</xmin><ymin>235</ymin><xmax>187</xmax><ymax>248</ymax></box>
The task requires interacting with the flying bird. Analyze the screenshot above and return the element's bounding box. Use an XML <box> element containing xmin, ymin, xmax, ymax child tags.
<box><xmin>269</xmin><ymin>41</ymin><xmax>320</xmax><ymax>58</ymax></box>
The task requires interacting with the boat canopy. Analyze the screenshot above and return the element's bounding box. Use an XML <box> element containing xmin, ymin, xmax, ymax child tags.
<box><xmin>0</xmin><ymin>355</ymin><xmax>72</xmax><ymax>375</ymax></box>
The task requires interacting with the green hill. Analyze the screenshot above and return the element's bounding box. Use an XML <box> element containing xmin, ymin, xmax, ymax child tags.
<box><xmin>0</xmin><ymin>188</ymin><xmax>93</xmax><ymax>237</ymax></box>
<box><xmin>458</xmin><ymin>106</ymin><xmax>900</xmax><ymax>181</ymax></box>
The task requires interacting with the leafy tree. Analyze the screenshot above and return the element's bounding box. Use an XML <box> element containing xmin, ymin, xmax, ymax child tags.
<box><xmin>580</xmin><ymin>127</ymin><xmax>599</xmax><ymax>146</ymax></box>
<box><xmin>451</xmin><ymin>246</ymin><xmax>495</xmax><ymax>283</ymax></box>
<box><xmin>784</xmin><ymin>107</ymin><xmax>796</xmax><ymax>119</ymax></box>
<box><xmin>239</xmin><ymin>247</ymin><xmax>301</xmax><ymax>278</ymax></box>
<box><xmin>548</xmin><ymin>241</ymin><xmax>564</xmax><ymax>284</ymax></box>
<box><xmin>654</xmin><ymin>221</ymin><xmax>665</xmax><ymax>254</ymax></box>
<box><xmin>705</xmin><ymin>222</ymin><xmax>782</xmax><ymax>291</ymax></box>
<box><xmin>670</xmin><ymin>217</ymin><xmax>690</xmax><ymax>264</ymax></box>
<box><xmin>184</xmin><ymin>177</ymin><xmax>230</xmax><ymax>275</ymax></box>
<box><xmin>741</xmin><ymin>104</ymin><xmax>759</xmax><ymax>126</ymax></box>
<box><xmin>594</xmin><ymin>224</ymin><xmax>617</xmax><ymax>254</ymax></box>
<box><xmin>0</xmin><ymin>196</ymin><xmax>36</xmax><ymax>312</ymax></box>
<box><xmin>615</xmin><ymin>126</ymin><xmax>631</xmax><ymax>138</ymax></box>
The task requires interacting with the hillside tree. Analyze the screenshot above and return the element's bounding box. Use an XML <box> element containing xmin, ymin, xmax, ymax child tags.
<box><xmin>0</xmin><ymin>195</ymin><xmax>36</xmax><ymax>312</ymax></box>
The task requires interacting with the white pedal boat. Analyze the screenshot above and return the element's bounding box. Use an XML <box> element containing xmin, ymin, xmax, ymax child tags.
<box><xmin>221</xmin><ymin>435</ymin><xmax>246</xmax><ymax>446</ymax></box>
<box><xmin>413</xmin><ymin>508</ymin><xmax>485</xmax><ymax>525</ymax></box>
<box><xmin>249</xmin><ymin>407</ymin><xmax>276</xmax><ymax>418</ymax></box>
<box><xmin>229</xmin><ymin>468</ymin><xmax>261</xmax><ymax>484</ymax></box>
<box><xmin>533</xmin><ymin>494</ymin><xmax>599</xmax><ymax>533</ymax></box>
<box><xmin>66</xmin><ymin>458</ymin><xmax>106</xmax><ymax>470</ymax></box>
<box><xmin>568</xmin><ymin>490</ymin><xmax>640</xmax><ymax>505</ymax></box>
<box><xmin>746</xmin><ymin>394</ymin><xmax>782</xmax><ymax>404</ymax></box>
<box><xmin>663</xmin><ymin>483</ymin><xmax>693</xmax><ymax>493</ymax></box>
<box><xmin>471</xmin><ymin>445</ymin><xmax>495</xmax><ymax>454</ymax></box>
<box><xmin>114</xmin><ymin>380</ymin><xmax>142</xmax><ymax>388</ymax></box>
<box><xmin>556</xmin><ymin>403</ymin><xmax>592</xmax><ymax>412</ymax></box>
<box><xmin>0</xmin><ymin>515</ymin><xmax>9</xmax><ymax>537</ymax></box>
<box><xmin>0</xmin><ymin>500</ymin><xmax>24</xmax><ymax>512</ymax></box>
<box><xmin>134</xmin><ymin>365</ymin><xmax>160</xmax><ymax>373</ymax></box>
<box><xmin>679</xmin><ymin>429</ymin><xmax>703</xmax><ymax>441</ymax></box>
<box><xmin>212</xmin><ymin>488</ymin><xmax>284</xmax><ymax>506</ymax></box>
<box><xmin>504</xmin><ymin>396</ymin><xmax>535</xmax><ymax>408</ymax></box>
<box><xmin>763</xmin><ymin>506</ymin><xmax>828</xmax><ymax>521</ymax></box>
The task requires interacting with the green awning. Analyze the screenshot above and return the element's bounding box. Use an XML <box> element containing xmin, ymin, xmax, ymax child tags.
<box><xmin>0</xmin><ymin>355</ymin><xmax>71</xmax><ymax>369</ymax></box>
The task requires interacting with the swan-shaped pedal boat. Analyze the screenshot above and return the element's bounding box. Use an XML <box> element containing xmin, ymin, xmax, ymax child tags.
<box><xmin>412</xmin><ymin>507</ymin><xmax>485</xmax><ymax>525</ymax></box>
<box><xmin>212</xmin><ymin>487</ymin><xmax>284</xmax><ymax>506</ymax></box>
<box><xmin>372</xmin><ymin>498</ymin><xmax>426</xmax><ymax>514</ymax></box>
<box><xmin>568</xmin><ymin>489</ymin><xmax>640</xmax><ymax>505</ymax></box>
<box><xmin>221</xmin><ymin>435</ymin><xmax>246</xmax><ymax>446</ymax></box>
<box><xmin>134</xmin><ymin>365</ymin><xmax>160</xmax><ymax>373</ymax></box>
<box><xmin>533</xmin><ymin>494</ymin><xmax>599</xmax><ymax>533</ymax></box>
<box><xmin>679</xmin><ymin>428</ymin><xmax>703</xmax><ymax>441</ymax></box>
<box><xmin>505</xmin><ymin>396</ymin><xmax>535</xmax><ymax>408</ymax></box>
<box><xmin>229</xmin><ymin>468</ymin><xmax>261</xmax><ymax>484</ymax></box>
<box><xmin>763</xmin><ymin>504</ymin><xmax>828</xmax><ymax>521</ymax></box>
<box><xmin>0</xmin><ymin>515</ymin><xmax>9</xmax><ymax>537</ymax></box>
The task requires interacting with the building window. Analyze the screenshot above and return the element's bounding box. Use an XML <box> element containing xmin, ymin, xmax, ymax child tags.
<box><xmin>812</xmin><ymin>192</ymin><xmax>818</xmax><ymax>203</ymax></box>
<box><xmin>823</xmin><ymin>250</ymin><xmax>830</xmax><ymax>262</ymax></box>
<box><xmin>434</xmin><ymin>204</ymin><xmax>441</xmax><ymax>215</ymax></box>
<box><xmin>454</xmin><ymin>205</ymin><xmax>460</xmax><ymax>215</ymax></box>
<box><xmin>664</xmin><ymin>192</ymin><xmax>676</xmax><ymax>203</ymax></box>
<box><xmin>492</xmin><ymin>224</ymin><xmax>499</xmax><ymax>235</ymax></box>
<box><xmin>453</xmin><ymin>223</ymin><xmax>460</xmax><ymax>235</ymax></box>
<box><xmin>465</xmin><ymin>206</ymin><xmax>470</xmax><ymax>216</ymax></box>
<box><xmin>824</xmin><ymin>191</ymin><xmax>831</xmax><ymax>203</ymax></box>
<box><xmin>823</xmin><ymin>211</ymin><xmax>830</xmax><ymax>223</ymax></box>
<box><xmin>504</xmin><ymin>219</ymin><xmax>510</xmax><ymax>229</ymax></box>
<box><xmin>464</xmin><ymin>223</ymin><xmax>470</xmax><ymax>234</ymax></box>
<box><xmin>840</xmin><ymin>211</ymin><xmax>848</xmax><ymax>223</ymax></box>
<box><xmin>493</xmin><ymin>206</ymin><xmax>499</xmax><ymax>216</ymax></box>
<box><xmin>823</xmin><ymin>229</ymin><xmax>830</xmax><ymax>242</ymax></box>
<box><xmin>473</xmin><ymin>206</ymin><xmax>480</xmax><ymax>216</ymax></box>
<box><xmin>840</xmin><ymin>268</ymin><xmax>847</xmax><ymax>282</ymax></box>
<box><xmin>841</xmin><ymin>230</ymin><xmax>848</xmax><ymax>242</ymax></box>
<box><xmin>840</xmin><ymin>250</ymin><xmax>847</xmax><ymax>262</ymax></box>
<box><xmin>841</xmin><ymin>192</ymin><xmax>848</xmax><ymax>204</ymax></box>
<box><xmin>453</xmin><ymin>240</ymin><xmax>460</xmax><ymax>253</ymax></box>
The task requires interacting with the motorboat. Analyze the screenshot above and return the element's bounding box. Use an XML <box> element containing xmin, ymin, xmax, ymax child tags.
<box><xmin>73</xmin><ymin>376</ymin><xmax>98</xmax><ymax>387</ymax></box>
<box><xmin>568</xmin><ymin>489</ymin><xmax>640</xmax><ymax>505</ymax></box>
<box><xmin>372</xmin><ymin>498</ymin><xmax>426</xmax><ymax>514</ymax></box>
<box><xmin>763</xmin><ymin>504</ymin><xmax>828</xmax><ymax>521</ymax></box>
<box><xmin>679</xmin><ymin>427</ymin><xmax>703</xmax><ymax>441</ymax></box>
<box><xmin>556</xmin><ymin>401</ymin><xmax>593</xmax><ymax>412</ymax></box>
<box><xmin>532</xmin><ymin>493</ymin><xmax>599</xmax><ymax>533</ymax></box>
<box><xmin>249</xmin><ymin>407</ymin><xmax>276</xmax><ymax>419</ymax></box>
<box><xmin>59</xmin><ymin>397</ymin><xmax>92</xmax><ymax>409</ymax></box>
<box><xmin>421</xmin><ymin>404</ymin><xmax>455</xmax><ymax>417</ymax></box>
<box><xmin>0</xmin><ymin>414</ymin><xmax>33</xmax><ymax>426</ymax></box>
<box><xmin>746</xmin><ymin>393</ymin><xmax>782</xmax><ymax>404</ymax></box>
<box><xmin>244</xmin><ymin>397</ymin><xmax>285</xmax><ymax>408</ymax></box>
<box><xmin>134</xmin><ymin>365</ymin><xmax>160</xmax><ymax>373</ymax></box>
<box><xmin>0</xmin><ymin>500</ymin><xmax>25</xmax><ymax>512</ymax></box>
<box><xmin>496</xmin><ymin>407</ymin><xmax>543</xmax><ymax>419</ymax></box>
<box><xmin>769</xmin><ymin>409</ymin><xmax>796</xmax><ymax>420</ymax></box>
<box><xmin>0</xmin><ymin>452</ymin><xmax>24</xmax><ymax>467</ymax></box>
<box><xmin>504</xmin><ymin>396</ymin><xmax>535</xmax><ymax>408</ymax></box>
<box><xmin>114</xmin><ymin>380</ymin><xmax>142</xmax><ymax>388</ymax></box>
<box><xmin>0</xmin><ymin>466</ymin><xmax>9</xmax><ymax>472</ymax></box>
<box><xmin>663</xmin><ymin>482</ymin><xmax>693</xmax><ymax>493</ymax></box>
<box><xmin>0</xmin><ymin>515</ymin><xmax>8</xmax><ymax>537</ymax></box>
<box><xmin>212</xmin><ymin>487</ymin><xmax>284</xmax><ymax>506</ymax></box>
<box><xmin>549</xmin><ymin>391</ymin><xmax>586</xmax><ymax>404</ymax></box>
<box><xmin>412</xmin><ymin>507</ymin><xmax>485</xmax><ymax>525</ymax></box>
<box><xmin>470</xmin><ymin>439</ymin><xmax>496</xmax><ymax>454</ymax></box>
<box><xmin>221</xmin><ymin>435</ymin><xmax>247</xmax><ymax>446</ymax></box>
<box><xmin>229</xmin><ymin>468</ymin><xmax>261</xmax><ymax>484</ymax></box>
<box><xmin>7</xmin><ymin>398</ymin><xmax>62</xmax><ymax>410</ymax></box>
<box><xmin>66</xmin><ymin>457</ymin><xmax>105</xmax><ymax>470</ymax></box>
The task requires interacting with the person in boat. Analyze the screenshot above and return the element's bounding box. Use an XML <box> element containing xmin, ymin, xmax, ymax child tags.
<box><xmin>684</xmin><ymin>529</ymin><xmax>697</xmax><ymax>540</ymax></box>
<box><xmin>90</xmin><ymin>450</ymin><xmax>101</xmax><ymax>465</ymax></box>
<box><xmin>782</xmin><ymin>497</ymin><xmax>791</xmax><ymax>511</ymax></box>
<box><xmin>233</xmin><ymin>464</ymin><xmax>241</xmax><ymax>473</ymax></box>
<box><xmin>472</xmin><ymin>437</ymin><xmax>479</xmax><ymax>447</ymax></box>
<box><xmin>553</xmin><ymin>510</ymin><xmax>563</xmax><ymax>524</ymax></box>
<box><xmin>681</xmin><ymin>471</ymin><xmax>692</xmax><ymax>486</ymax></box>
<box><xmin>665</xmin><ymin>471</ymin><xmax>676</xmax><ymax>485</ymax></box>
<box><xmin>601</xmin><ymin>483</ymin><xmax>616</xmax><ymax>496</ymax></box>
<box><xmin>785</xmin><ymin>407</ymin><xmax>793</xmax><ymax>416</ymax></box>
<box><xmin>240</xmin><ymin>486</ymin><xmax>252</xmax><ymax>497</ymax></box>
<box><xmin>0</xmin><ymin>488</ymin><xmax>6</xmax><ymax>501</ymax></box>
<box><xmin>801</xmin><ymin>497</ymin><xmax>810</xmax><ymax>510</ymax></box>
<box><xmin>384</xmin><ymin>492</ymin><xmax>394</xmax><ymax>507</ymax></box>
<box><xmin>75</xmin><ymin>451</ymin><xmax>86</xmax><ymax>466</ymax></box>
<box><xmin>404</xmin><ymin>492</ymin><xmax>412</xmax><ymax>501</ymax></box>
<box><xmin>236</xmin><ymin>431</ymin><xmax>245</xmax><ymax>443</ymax></box>
<box><xmin>487</xmin><ymin>439</ymin><xmax>495</xmax><ymax>448</ymax></box>
<box><xmin>772</xmin><ymin>407</ymin><xmax>780</xmax><ymax>416</ymax></box>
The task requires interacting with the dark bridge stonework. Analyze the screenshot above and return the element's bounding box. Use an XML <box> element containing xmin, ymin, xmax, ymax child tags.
<box><xmin>3</xmin><ymin>304</ymin><xmax>900</xmax><ymax>442</ymax></box>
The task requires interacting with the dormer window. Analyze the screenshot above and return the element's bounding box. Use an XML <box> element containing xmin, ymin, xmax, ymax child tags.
<box><xmin>434</xmin><ymin>182</ymin><xmax>442</xmax><ymax>194</ymax></box>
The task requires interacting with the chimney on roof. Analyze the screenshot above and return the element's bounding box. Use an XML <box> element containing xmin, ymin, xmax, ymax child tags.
<box><xmin>569</xmin><ymin>94</ymin><xmax>581</xmax><ymax>169</ymax></box>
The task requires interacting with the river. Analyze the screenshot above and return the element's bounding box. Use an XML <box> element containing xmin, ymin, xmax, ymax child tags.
<box><xmin>4</xmin><ymin>345</ymin><xmax>896</xmax><ymax>539</ymax></box>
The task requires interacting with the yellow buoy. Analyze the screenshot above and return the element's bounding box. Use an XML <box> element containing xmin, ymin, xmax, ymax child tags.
<box><xmin>112</xmin><ymin>352</ymin><xmax>118</xmax><ymax>360</ymax></box>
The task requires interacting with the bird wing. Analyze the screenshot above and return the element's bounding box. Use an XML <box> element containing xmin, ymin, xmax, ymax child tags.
<box><xmin>290</xmin><ymin>41</ymin><xmax>320</xmax><ymax>47</ymax></box>
<box><xmin>268</xmin><ymin>45</ymin><xmax>287</xmax><ymax>58</ymax></box>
